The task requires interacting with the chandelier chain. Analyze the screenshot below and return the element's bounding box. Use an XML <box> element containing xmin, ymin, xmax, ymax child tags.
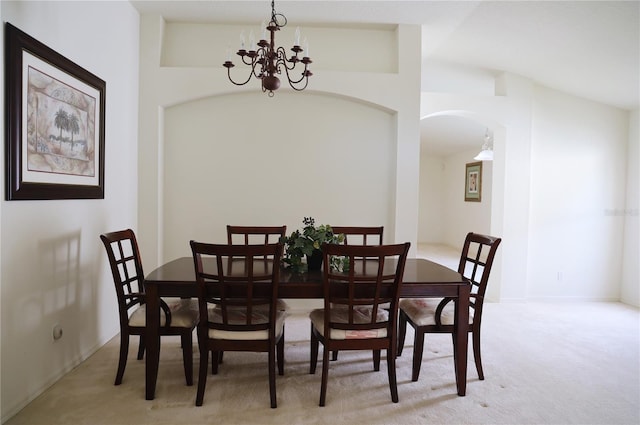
<box><xmin>270</xmin><ymin>0</ymin><xmax>287</xmax><ymax>28</ymax></box>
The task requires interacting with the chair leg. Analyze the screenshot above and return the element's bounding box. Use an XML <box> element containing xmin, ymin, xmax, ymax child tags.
<box><xmin>473</xmin><ymin>329</ymin><xmax>484</xmax><ymax>380</ymax></box>
<box><xmin>319</xmin><ymin>342</ymin><xmax>330</xmax><ymax>406</ymax></box>
<box><xmin>331</xmin><ymin>350</ymin><xmax>338</xmax><ymax>361</ymax></box>
<box><xmin>310</xmin><ymin>324</ymin><xmax>319</xmax><ymax>374</ymax></box>
<box><xmin>212</xmin><ymin>351</ymin><xmax>223</xmax><ymax>374</ymax></box>
<box><xmin>411</xmin><ymin>330</ymin><xmax>425</xmax><ymax>382</ymax></box>
<box><xmin>397</xmin><ymin>310</ymin><xmax>407</xmax><ymax>357</ymax></box>
<box><xmin>373</xmin><ymin>349</ymin><xmax>381</xmax><ymax>371</ymax></box>
<box><xmin>115</xmin><ymin>333</ymin><xmax>129</xmax><ymax>385</ymax></box>
<box><xmin>137</xmin><ymin>334</ymin><xmax>145</xmax><ymax>360</ymax></box>
<box><xmin>387</xmin><ymin>347</ymin><xmax>399</xmax><ymax>403</ymax></box>
<box><xmin>181</xmin><ymin>332</ymin><xmax>194</xmax><ymax>386</ymax></box>
<box><xmin>451</xmin><ymin>333</ymin><xmax>458</xmax><ymax>383</ymax></box>
<box><xmin>195</xmin><ymin>348</ymin><xmax>208</xmax><ymax>406</ymax></box>
<box><xmin>211</xmin><ymin>351</ymin><xmax>220</xmax><ymax>375</ymax></box>
<box><xmin>268</xmin><ymin>344</ymin><xmax>277</xmax><ymax>408</ymax></box>
<box><xmin>277</xmin><ymin>328</ymin><xmax>285</xmax><ymax>376</ymax></box>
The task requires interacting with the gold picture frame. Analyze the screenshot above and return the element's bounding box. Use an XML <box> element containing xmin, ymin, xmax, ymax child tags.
<box><xmin>465</xmin><ymin>162</ymin><xmax>482</xmax><ymax>202</ymax></box>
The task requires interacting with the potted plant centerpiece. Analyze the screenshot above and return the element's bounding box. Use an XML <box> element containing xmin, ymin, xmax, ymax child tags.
<box><xmin>280</xmin><ymin>217</ymin><xmax>345</xmax><ymax>272</ymax></box>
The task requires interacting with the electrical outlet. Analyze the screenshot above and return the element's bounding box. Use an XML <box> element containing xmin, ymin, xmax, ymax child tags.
<box><xmin>52</xmin><ymin>324</ymin><xmax>63</xmax><ymax>340</ymax></box>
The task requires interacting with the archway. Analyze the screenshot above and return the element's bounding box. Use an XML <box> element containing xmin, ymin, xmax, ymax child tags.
<box><xmin>418</xmin><ymin>109</ymin><xmax>505</xmax><ymax>301</ymax></box>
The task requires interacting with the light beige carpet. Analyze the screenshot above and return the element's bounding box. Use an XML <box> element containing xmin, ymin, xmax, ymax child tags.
<box><xmin>5</xmin><ymin>302</ymin><xmax>639</xmax><ymax>425</ymax></box>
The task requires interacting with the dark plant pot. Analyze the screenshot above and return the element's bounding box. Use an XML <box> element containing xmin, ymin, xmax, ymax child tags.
<box><xmin>306</xmin><ymin>249</ymin><xmax>323</xmax><ymax>271</ymax></box>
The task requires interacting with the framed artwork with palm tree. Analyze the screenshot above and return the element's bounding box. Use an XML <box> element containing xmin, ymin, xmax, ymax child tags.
<box><xmin>5</xmin><ymin>23</ymin><xmax>105</xmax><ymax>200</ymax></box>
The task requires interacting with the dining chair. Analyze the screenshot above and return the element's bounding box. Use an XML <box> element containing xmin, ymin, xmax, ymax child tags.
<box><xmin>309</xmin><ymin>242</ymin><xmax>410</xmax><ymax>406</ymax></box>
<box><xmin>100</xmin><ymin>229</ymin><xmax>198</xmax><ymax>386</ymax></box>
<box><xmin>328</xmin><ymin>226</ymin><xmax>384</xmax><ymax>361</ymax></box>
<box><xmin>190</xmin><ymin>241</ymin><xmax>286</xmax><ymax>408</ymax></box>
<box><xmin>397</xmin><ymin>232</ymin><xmax>502</xmax><ymax>382</ymax></box>
<box><xmin>221</xmin><ymin>225</ymin><xmax>288</xmax><ymax>366</ymax></box>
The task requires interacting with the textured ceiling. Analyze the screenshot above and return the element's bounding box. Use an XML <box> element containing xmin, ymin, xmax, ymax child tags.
<box><xmin>131</xmin><ymin>0</ymin><xmax>639</xmax><ymax>156</ymax></box>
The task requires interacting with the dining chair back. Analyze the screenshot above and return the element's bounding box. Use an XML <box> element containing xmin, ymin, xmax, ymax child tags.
<box><xmin>328</xmin><ymin>226</ymin><xmax>384</xmax><ymax>360</ymax></box>
<box><xmin>226</xmin><ymin>225</ymin><xmax>289</xmax><ymax>311</ymax></box>
<box><xmin>227</xmin><ymin>225</ymin><xmax>286</xmax><ymax>249</ymax></box>
<box><xmin>190</xmin><ymin>241</ymin><xmax>285</xmax><ymax>408</ymax></box>
<box><xmin>397</xmin><ymin>232</ymin><xmax>502</xmax><ymax>382</ymax></box>
<box><xmin>100</xmin><ymin>229</ymin><xmax>198</xmax><ymax>386</ymax></box>
<box><xmin>309</xmin><ymin>242</ymin><xmax>410</xmax><ymax>406</ymax></box>
<box><xmin>330</xmin><ymin>226</ymin><xmax>384</xmax><ymax>246</ymax></box>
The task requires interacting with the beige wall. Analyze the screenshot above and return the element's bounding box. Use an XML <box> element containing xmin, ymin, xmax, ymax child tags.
<box><xmin>0</xmin><ymin>1</ymin><xmax>140</xmax><ymax>421</ymax></box>
<box><xmin>162</xmin><ymin>92</ymin><xmax>397</xmax><ymax>259</ymax></box>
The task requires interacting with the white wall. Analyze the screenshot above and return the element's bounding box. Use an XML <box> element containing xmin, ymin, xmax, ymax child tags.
<box><xmin>442</xmin><ymin>149</ymin><xmax>493</xmax><ymax>247</ymax></box>
<box><xmin>418</xmin><ymin>151</ymin><xmax>493</xmax><ymax>247</ymax></box>
<box><xmin>162</xmin><ymin>92</ymin><xmax>397</xmax><ymax>260</ymax></box>
<box><xmin>527</xmin><ymin>87</ymin><xmax>628</xmax><ymax>301</ymax></box>
<box><xmin>418</xmin><ymin>154</ymin><xmax>445</xmax><ymax>243</ymax></box>
<box><xmin>621</xmin><ymin>110</ymin><xmax>639</xmax><ymax>306</ymax></box>
<box><xmin>420</xmin><ymin>72</ymin><xmax>631</xmax><ymax>304</ymax></box>
<box><xmin>0</xmin><ymin>1</ymin><xmax>140</xmax><ymax>421</ymax></box>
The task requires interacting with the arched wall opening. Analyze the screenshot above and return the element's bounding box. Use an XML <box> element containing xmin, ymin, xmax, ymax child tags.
<box><xmin>138</xmin><ymin>17</ymin><xmax>422</xmax><ymax>268</ymax></box>
<box><xmin>418</xmin><ymin>108</ymin><xmax>506</xmax><ymax>301</ymax></box>
<box><xmin>159</xmin><ymin>90</ymin><xmax>400</xmax><ymax>261</ymax></box>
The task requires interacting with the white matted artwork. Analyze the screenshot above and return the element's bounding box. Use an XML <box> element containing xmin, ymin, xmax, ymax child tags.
<box><xmin>465</xmin><ymin>161</ymin><xmax>482</xmax><ymax>202</ymax></box>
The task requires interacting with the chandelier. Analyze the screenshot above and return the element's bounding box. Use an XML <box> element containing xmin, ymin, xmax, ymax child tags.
<box><xmin>223</xmin><ymin>0</ymin><xmax>312</xmax><ymax>96</ymax></box>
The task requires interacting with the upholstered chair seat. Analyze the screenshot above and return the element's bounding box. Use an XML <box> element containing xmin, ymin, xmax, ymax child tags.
<box><xmin>207</xmin><ymin>307</ymin><xmax>286</xmax><ymax>340</ymax></box>
<box><xmin>398</xmin><ymin>298</ymin><xmax>474</xmax><ymax>327</ymax></box>
<box><xmin>128</xmin><ymin>298</ymin><xmax>199</xmax><ymax>328</ymax></box>
<box><xmin>309</xmin><ymin>306</ymin><xmax>389</xmax><ymax>340</ymax></box>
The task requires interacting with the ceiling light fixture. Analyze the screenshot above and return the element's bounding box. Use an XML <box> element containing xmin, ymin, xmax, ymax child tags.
<box><xmin>223</xmin><ymin>0</ymin><xmax>312</xmax><ymax>96</ymax></box>
<box><xmin>474</xmin><ymin>129</ymin><xmax>494</xmax><ymax>161</ymax></box>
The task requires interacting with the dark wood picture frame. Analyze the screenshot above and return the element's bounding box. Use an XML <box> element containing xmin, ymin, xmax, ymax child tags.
<box><xmin>5</xmin><ymin>23</ymin><xmax>105</xmax><ymax>200</ymax></box>
<box><xmin>464</xmin><ymin>161</ymin><xmax>482</xmax><ymax>202</ymax></box>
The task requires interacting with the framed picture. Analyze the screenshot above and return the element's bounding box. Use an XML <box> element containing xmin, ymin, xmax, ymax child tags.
<box><xmin>5</xmin><ymin>23</ymin><xmax>105</xmax><ymax>200</ymax></box>
<box><xmin>464</xmin><ymin>161</ymin><xmax>482</xmax><ymax>202</ymax></box>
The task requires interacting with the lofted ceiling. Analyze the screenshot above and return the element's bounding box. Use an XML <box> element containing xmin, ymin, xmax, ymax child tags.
<box><xmin>131</xmin><ymin>0</ymin><xmax>639</xmax><ymax>156</ymax></box>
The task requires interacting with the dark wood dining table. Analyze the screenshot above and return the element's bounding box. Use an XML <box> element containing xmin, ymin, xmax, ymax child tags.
<box><xmin>144</xmin><ymin>257</ymin><xmax>470</xmax><ymax>400</ymax></box>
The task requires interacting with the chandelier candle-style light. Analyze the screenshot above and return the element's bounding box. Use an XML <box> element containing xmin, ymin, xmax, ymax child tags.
<box><xmin>223</xmin><ymin>0</ymin><xmax>312</xmax><ymax>96</ymax></box>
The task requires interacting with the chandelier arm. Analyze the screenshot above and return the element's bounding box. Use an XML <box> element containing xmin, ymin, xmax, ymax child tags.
<box><xmin>272</xmin><ymin>47</ymin><xmax>310</xmax><ymax>87</ymax></box>
<box><xmin>275</xmin><ymin>47</ymin><xmax>299</xmax><ymax>71</ymax></box>
<box><xmin>240</xmin><ymin>55</ymin><xmax>254</xmax><ymax>66</ymax></box>
<box><xmin>276</xmin><ymin>62</ymin><xmax>310</xmax><ymax>90</ymax></box>
<box><xmin>227</xmin><ymin>62</ymin><xmax>261</xmax><ymax>86</ymax></box>
<box><xmin>278</xmin><ymin>60</ymin><xmax>309</xmax><ymax>85</ymax></box>
<box><xmin>288</xmin><ymin>77</ymin><xmax>310</xmax><ymax>91</ymax></box>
